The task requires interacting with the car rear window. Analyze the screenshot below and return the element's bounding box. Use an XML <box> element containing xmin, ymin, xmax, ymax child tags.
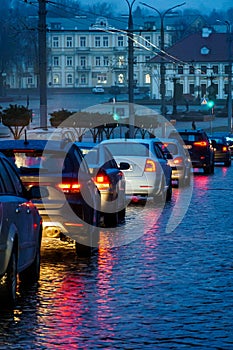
<box><xmin>180</xmin><ymin>133</ymin><xmax>203</xmax><ymax>142</ymax></box>
<box><xmin>4</xmin><ymin>150</ymin><xmax>69</xmax><ymax>173</ymax></box>
<box><xmin>104</xmin><ymin>143</ymin><xmax>149</xmax><ymax>157</ymax></box>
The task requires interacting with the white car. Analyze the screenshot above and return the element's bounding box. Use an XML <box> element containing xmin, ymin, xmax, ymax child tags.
<box><xmin>92</xmin><ymin>86</ymin><xmax>105</xmax><ymax>94</ymax></box>
<box><xmin>155</xmin><ymin>138</ymin><xmax>192</xmax><ymax>187</ymax></box>
<box><xmin>101</xmin><ymin>138</ymin><xmax>172</xmax><ymax>203</ymax></box>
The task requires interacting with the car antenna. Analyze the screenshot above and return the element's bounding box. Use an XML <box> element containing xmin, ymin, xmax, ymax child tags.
<box><xmin>24</xmin><ymin>129</ymin><xmax>29</xmax><ymax>145</ymax></box>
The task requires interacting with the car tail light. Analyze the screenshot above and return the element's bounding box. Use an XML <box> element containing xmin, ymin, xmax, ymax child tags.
<box><xmin>144</xmin><ymin>159</ymin><xmax>156</xmax><ymax>172</ymax></box>
<box><xmin>222</xmin><ymin>146</ymin><xmax>228</xmax><ymax>152</ymax></box>
<box><xmin>193</xmin><ymin>141</ymin><xmax>208</xmax><ymax>147</ymax></box>
<box><xmin>95</xmin><ymin>172</ymin><xmax>110</xmax><ymax>190</ymax></box>
<box><xmin>56</xmin><ymin>183</ymin><xmax>81</xmax><ymax>193</ymax></box>
<box><xmin>173</xmin><ymin>156</ymin><xmax>184</xmax><ymax>165</ymax></box>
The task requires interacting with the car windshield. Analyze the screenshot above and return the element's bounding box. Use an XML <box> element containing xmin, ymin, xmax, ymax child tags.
<box><xmin>180</xmin><ymin>133</ymin><xmax>203</xmax><ymax>142</ymax></box>
<box><xmin>104</xmin><ymin>143</ymin><xmax>149</xmax><ymax>156</ymax></box>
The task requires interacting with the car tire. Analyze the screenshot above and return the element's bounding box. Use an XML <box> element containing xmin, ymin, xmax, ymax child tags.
<box><xmin>166</xmin><ymin>180</ymin><xmax>172</xmax><ymax>201</ymax></box>
<box><xmin>104</xmin><ymin>212</ymin><xmax>118</xmax><ymax>227</ymax></box>
<box><xmin>3</xmin><ymin>247</ymin><xmax>18</xmax><ymax>305</ymax></box>
<box><xmin>75</xmin><ymin>205</ymin><xmax>100</xmax><ymax>258</ymax></box>
<box><xmin>224</xmin><ymin>159</ymin><xmax>231</xmax><ymax>167</ymax></box>
<box><xmin>19</xmin><ymin>232</ymin><xmax>42</xmax><ymax>285</ymax></box>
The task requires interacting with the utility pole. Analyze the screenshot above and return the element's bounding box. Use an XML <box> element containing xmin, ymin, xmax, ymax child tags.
<box><xmin>125</xmin><ymin>0</ymin><xmax>136</xmax><ymax>138</ymax></box>
<box><xmin>38</xmin><ymin>0</ymin><xmax>47</xmax><ymax>128</ymax></box>
<box><xmin>140</xmin><ymin>2</ymin><xmax>185</xmax><ymax>117</ymax></box>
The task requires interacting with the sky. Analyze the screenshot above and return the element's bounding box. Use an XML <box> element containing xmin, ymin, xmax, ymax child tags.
<box><xmin>81</xmin><ymin>0</ymin><xmax>233</xmax><ymax>13</ymax></box>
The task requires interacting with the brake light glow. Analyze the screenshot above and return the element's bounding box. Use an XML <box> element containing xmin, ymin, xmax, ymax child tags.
<box><xmin>193</xmin><ymin>141</ymin><xmax>208</xmax><ymax>147</ymax></box>
<box><xmin>57</xmin><ymin>183</ymin><xmax>81</xmax><ymax>193</ymax></box>
<box><xmin>144</xmin><ymin>159</ymin><xmax>156</xmax><ymax>172</ymax></box>
<box><xmin>95</xmin><ymin>172</ymin><xmax>110</xmax><ymax>190</ymax></box>
<box><xmin>173</xmin><ymin>156</ymin><xmax>183</xmax><ymax>165</ymax></box>
<box><xmin>222</xmin><ymin>146</ymin><xmax>228</xmax><ymax>152</ymax></box>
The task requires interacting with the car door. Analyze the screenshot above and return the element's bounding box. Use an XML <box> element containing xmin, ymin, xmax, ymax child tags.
<box><xmin>152</xmin><ymin>142</ymin><xmax>171</xmax><ymax>188</ymax></box>
<box><xmin>0</xmin><ymin>158</ymin><xmax>36</xmax><ymax>270</ymax></box>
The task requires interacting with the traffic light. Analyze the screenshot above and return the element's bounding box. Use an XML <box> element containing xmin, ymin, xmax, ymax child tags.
<box><xmin>207</xmin><ymin>100</ymin><xmax>215</xmax><ymax>109</ymax></box>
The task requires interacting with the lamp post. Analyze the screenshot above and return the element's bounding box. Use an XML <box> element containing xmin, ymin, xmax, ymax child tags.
<box><xmin>38</xmin><ymin>0</ymin><xmax>47</xmax><ymax>128</ymax></box>
<box><xmin>225</xmin><ymin>21</ymin><xmax>233</xmax><ymax>133</ymax></box>
<box><xmin>125</xmin><ymin>0</ymin><xmax>136</xmax><ymax>138</ymax></box>
<box><xmin>140</xmin><ymin>2</ymin><xmax>185</xmax><ymax>116</ymax></box>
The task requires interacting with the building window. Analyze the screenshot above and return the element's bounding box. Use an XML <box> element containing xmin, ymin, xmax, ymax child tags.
<box><xmin>95</xmin><ymin>36</ymin><xmax>101</xmax><ymax>47</ymax></box>
<box><xmin>212</xmin><ymin>65</ymin><xmax>218</xmax><ymax>74</ymax></box>
<box><xmin>52</xmin><ymin>36</ymin><xmax>59</xmax><ymax>48</ymax></box>
<box><xmin>53</xmin><ymin>56</ymin><xmax>59</xmax><ymax>66</ymax></box>
<box><xmin>103</xmin><ymin>56</ymin><xmax>109</xmax><ymax>66</ymax></box>
<box><xmin>145</xmin><ymin>35</ymin><xmax>151</xmax><ymax>47</ymax></box>
<box><xmin>145</xmin><ymin>56</ymin><xmax>151</xmax><ymax>62</ymax></box>
<box><xmin>224</xmin><ymin>65</ymin><xmax>229</xmax><ymax>74</ymax></box>
<box><xmin>66</xmin><ymin>36</ymin><xmax>73</xmax><ymax>47</ymax></box>
<box><xmin>95</xmin><ymin>57</ymin><xmax>101</xmax><ymax>66</ymax></box>
<box><xmin>118</xmin><ymin>36</ymin><xmax>124</xmax><ymax>47</ymax></box>
<box><xmin>145</xmin><ymin>73</ymin><xmax>151</xmax><ymax>84</ymax></box>
<box><xmin>103</xmin><ymin>36</ymin><xmax>109</xmax><ymax>47</ymax></box>
<box><xmin>118</xmin><ymin>73</ymin><xmax>124</xmax><ymax>84</ymax></box>
<box><xmin>189</xmin><ymin>66</ymin><xmax>195</xmax><ymax>74</ymax></box>
<box><xmin>66</xmin><ymin>74</ymin><xmax>73</xmax><ymax>84</ymax></box>
<box><xmin>118</xmin><ymin>56</ymin><xmax>125</xmax><ymax>67</ymax></box>
<box><xmin>53</xmin><ymin>74</ymin><xmax>60</xmax><ymax>84</ymax></box>
<box><xmin>201</xmin><ymin>83</ymin><xmax>206</xmax><ymax>96</ymax></box>
<box><xmin>178</xmin><ymin>65</ymin><xmax>183</xmax><ymax>74</ymax></box>
<box><xmin>201</xmin><ymin>65</ymin><xmax>207</xmax><ymax>74</ymax></box>
<box><xmin>189</xmin><ymin>83</ymin><xmax>195</xmax><ymax>94</ymax></box>
<box><xmin>80</xmin><ymin>74</ymin><xmax>86</xmax><ymax>84</ymax></box>
<box><xmin>66</xmin><ymin>56</ymin><xmax>73</xmax><ymax>66</ymax></box>
<box><xmin>80</xmin><ymin>36</ymin><xmax>86</xmax><ymax>47</ymax></box>
<box><xmin>80</xmin><ymin>56</ymin><xmax>86</xmax><ymax>67</ymax></box>
<box><xmin>97</xmin><ymin>74</ymin><xmax>107</xmax><ymax>83</ymax></box>
<box><xmin>27</xmin><ymin>76</ymin><xmax>33</xmax><ymax>85</ymax></box>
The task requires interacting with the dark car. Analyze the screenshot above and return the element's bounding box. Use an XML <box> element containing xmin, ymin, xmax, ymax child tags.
<box><xmin>0</xmin><ymin>139</ymin><xmax>101</xmax><ymax>257</ymax></box>
<box><xmin>171</xmin><ymin>129</ymin><xmax>215</xmax><ymax>174</ymax></box>
<box><xmin>76</xmin><ymin>142</ymin><xmax>129</xmax><ymax>227</ymax></box>
<box><xmin>209</xmin><ymin>135</ymin><xmax>231</xmax><ymax>166</ymax></box>
<box><xmin>0</xmin><ymin>152</ymin><xmax>42</xmax><ymax>304</ymax></box>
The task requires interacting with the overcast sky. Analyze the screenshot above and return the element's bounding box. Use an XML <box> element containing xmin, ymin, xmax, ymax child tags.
<box><xmin>82</xmin><ymin>0</ymin><xmax>233</xmax><ymax>13</ymax></box>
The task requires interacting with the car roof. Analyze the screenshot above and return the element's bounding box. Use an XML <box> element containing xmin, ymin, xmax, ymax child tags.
<box><xmin>101</xmin><ymin>138</ymin><xmax>161</xmax><ymax>144</ymax></box>
<box><xmin>0</xmin><ymin>139</ymin><xmax>75</xmax><ymax>152</ymax></box>
<box><xmin>75</xmin><ymin>141</ymin><xmax>99</xmax><ymax>149</ymax></box>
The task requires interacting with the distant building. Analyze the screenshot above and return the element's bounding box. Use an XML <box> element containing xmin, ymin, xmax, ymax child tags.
<box><xmin>150</xmin><ymin>27</ymin><xmax>232</xmax><ymax>101</ymax></box>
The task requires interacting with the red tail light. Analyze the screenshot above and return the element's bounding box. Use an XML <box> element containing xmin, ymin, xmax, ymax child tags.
<box><xmin>173</xmin><ymin>156</ymin><xmax>184</xmax><ymax>165</ymax></box>
<box><xmin>193</xmin><ymin>141</ymin><xmax>208</xmax><ymax>147</ymax></box>
<box><xmin>95</xmin><ymin>172</ymin><xmax>110</xmax><ymax>190</ymax></box>
<box><xmin>57</xmin><ymin>183</ymin><xmax>81</xmax><ymax>193</ymax></box>
<box><xmin>144</xmin><ymin>159</ymin><xmax>156</xmax><ymax>172</ymax></box>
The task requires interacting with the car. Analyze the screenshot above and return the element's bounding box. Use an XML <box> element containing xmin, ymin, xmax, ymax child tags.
<box><xmin>101</xmin><ymin>138</ymin><xmax>172</xmax><ymax>203</ymax></box>
<box><xmin>92</xmin><ymin>86</ymin><xmax>105</xmax><ymax>94</ymax></box>
<box><xmin>0</xmin><ymin>152</ymin><xmax>42</xmax><ymax>304</ymax></box>
<box><xmin>170</xmin><ymin>129</ymin><xmax>215</xmax><ymax>174</ymax></box>
<box><xmin>0</xmin><ymin>139</ymin><xmax>101</xmax><ymax>257</ymax></box>
<box><xmin>209</xmin><ymin>135</ymin><xmax>231</xmax><ymax>166</ymax></box>
<box><xmin>76</xmin><ymin>142</ymin><xmax>129</xmax><ymax>227</ymax></box>
<box><xmin>20</xmin><ymin>127</ymin><xmax>80</xmax><ymax>142</ymax></box>
<box><xmin>155</xmin><ymin>138</ymin><xmax>192</xmax><ymax>187</ymax></box>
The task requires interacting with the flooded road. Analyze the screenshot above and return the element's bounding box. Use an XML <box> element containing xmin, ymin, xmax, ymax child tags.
<box><xmin>0</xmin><ymin>165</ymin><xmax>233</xmax><ymax>349</ymax></box>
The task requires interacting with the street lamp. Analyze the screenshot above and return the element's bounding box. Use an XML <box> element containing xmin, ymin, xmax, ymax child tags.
<box><xmin>225</xmin><ymin>20</ymin><xmax>233</xmax><ymax>133</ymax></box>
<box><xmin>125</xmin><ymin>0</ymin><xmax>136</xmax><ymax>138</ymax></box>
<box><xmin>140</xmin><ymin>2</ymin><xmax>185</xmax><ymax>116</ymax></box>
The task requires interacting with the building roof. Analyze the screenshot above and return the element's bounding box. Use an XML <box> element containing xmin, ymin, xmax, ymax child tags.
<box><xmin>150</xmin><ymin>31</ymin><xmax>231</xmax><ymax>64</ymax></box>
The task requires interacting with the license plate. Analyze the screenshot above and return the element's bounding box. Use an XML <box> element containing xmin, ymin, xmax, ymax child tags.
<box><xmin>183</xmin><ymin>145</ymin><xmax>192</xmax><ymax>149</ymax></box>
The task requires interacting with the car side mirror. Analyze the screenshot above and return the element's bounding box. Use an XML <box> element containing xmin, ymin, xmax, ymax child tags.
<box><xmin>119</xmin><ymin>162</ymin><xmax>130</xmax><ymax>170</ymax></box>
<box><xmin>28</xmin><ymin>185</ymin><xmax>49</xmax><ymax>199</ymax></box>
